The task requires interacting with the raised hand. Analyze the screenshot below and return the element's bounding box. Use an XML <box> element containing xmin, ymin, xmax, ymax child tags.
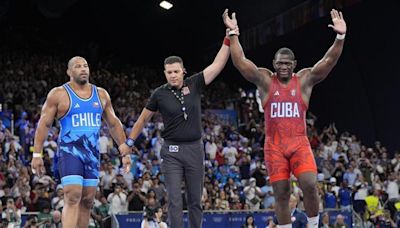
<box><xmin>222</xmin><ymin>9</ymin><xmax>238</xmax><ymax>30</ymax></box>
<box><xmin>328</xmin><ymin>9</ymin><xmax>347</xmax><ymax>35</ymax></box>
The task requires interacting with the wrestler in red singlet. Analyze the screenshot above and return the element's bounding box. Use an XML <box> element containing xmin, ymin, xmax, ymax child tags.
<box><xmin>263</xmin><ymin>74</ymin><xmax>316</xmax><ymax>183</ymax></box>
<box><xmin>224</xmin><ymin>8</ymin><xmax>347</xmax><ymax>227</ymax></box>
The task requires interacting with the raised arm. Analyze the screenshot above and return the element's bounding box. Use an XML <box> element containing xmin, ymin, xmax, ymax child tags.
<box><xmin>202</xmin><ymin>10</ymin><xmax>232</xmax><ymax>86</ymax></box>
<box><xmin>223</xmin><ymin>9</ymin><xmax>272</xmax><ymax>87</ymax></box>
<box><xmin>32</xmin><ymin>88</ymin><xmax>59</xmax><ymax>176</ymax></box>
<box><xmin>301</xmin><ymin>9</ymin><xmax>347</xmax><ymax>86</ymax></box>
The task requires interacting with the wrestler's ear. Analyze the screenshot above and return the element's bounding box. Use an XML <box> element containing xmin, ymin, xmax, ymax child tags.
<box><xmin>272</xmin><ymin>59</ymin><xmax>278</xmax><ymax>71</ymax></box>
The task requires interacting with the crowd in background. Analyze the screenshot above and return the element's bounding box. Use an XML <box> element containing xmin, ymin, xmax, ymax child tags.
<box><xmin>1</xmin><ymin>52</ymin><xmax>399</xmax><ymax>227</ymax></box>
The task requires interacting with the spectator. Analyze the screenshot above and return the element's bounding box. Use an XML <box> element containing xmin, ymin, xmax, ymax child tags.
<box><xmin>49</xmin><ymin>210</ymin><xmax>62</xmax><ymax>228</ymax></box>
<box><xmin>30</xmin><ymin>183</ymin><xmax>51</xmax><ymax>213</ymax></box>
<box><xmin>343</xmin><ymin>165</ymin><xmax>357</xmax><ymax>187</ymax></box>
<box><xmin>100</xmin><ymin>162</ymin><xmax>117</xmax><ymax>197</ymax></box>
<box><xmin>92</xmin><ymin>195</ymin><xmax>110</xmax><ymax>227</ymax></box>
<box><xmin>205</xmin><ymin>136</ymin><xmax>218</xmax><ymax>160</ymax></box>
<box><xmin>243</xmin><ymin>178</ymin><xmax>263</xmax><ymax>210</ymax></box>
<box><xmin>128</xmin><ymin>181</ymin><xmax>146</xmax><ymax>211</ymax></box>
<box><xmin>215</xmin><ymin>190</ymin><xmax>230</xmax><ymax>210</ymax></box>
<box><xmin>365</xmin><ymin>188</ymin><xmax>382</xmax><ymax>220</ymax></box>
<box><xmin>37</xmin><ymin>202</ymin><xmax>52</xmax><ymax>227</ymax></box>
<box><xmin>333</xmin><ymin>214</ymin><xmax>347</xmax><ymax>228</ymax></box>
<box><xmin>43</xmin><ymin>133</ymin><xmax>57</xmax><ymax>159</ymax></box>
<box><xmin>51</xmin><ymin>185</ymin><xmax>64</xmax><ymax>211</ymax></box>
<box><xmin>99</xmin><ymin>130</ymin><xmax>111</xmax><ymax>155</ymax></box>
<box><xmin>2</xmin><ymin>198</ymin><xmax>21</xmax><ymax>227</ymax></box>
<box><xmin>113</xmin><ymin>174</ymin><xmax>129</xmax><ymax>191</ymax></box>
<box><xmin>331</xmin><ymin>161</ymin><xmax>345</xmax><ymax>185</ymax></box>
<box><xmin>323</xmin><ymin>183</ymin><xmax>337</xmax><ymax>209</ymax></box>
<box><xmin>329</xmin><ymin>177</ymin><xmax>340</xmax><ymax>197</ymax></box>
<box><xmin>150</xmin><ymin>175</ymin><xmax>166</xmax><ymax>206</ymax></box>
<box><xmin>266</xmin><ymin>216</ymin><xmax>275</xmax><ymax>228</ymax></box>
<box><xmin>374</xmin><ymin>210</ymin><xmax>396</xmax><ymax>228</ymax></box>
<box><xmin>107</xmin><ymin>184</ymin><xmax>127</xmax><ymax>214</ymax></box>
<box><xmin>32</xmin><ymin>168</ymin><xmax>56</xmax><ymax>191</ymax></box>
<box><xmin>23</xmin><ymin>215</ymin><xmax>39</xmax><ymax>228</ymax></box>
<box><xmin>353</xmin><ymin>181</ymin><xmax>368</xmax><ymax>216</ymax></box>
<box><xmin>261</xmin><ymin>176</ymin><xmax>275</xmax><ymax>209</ymax></box>
<box><xmin>141</xmin><ymin>206</ymin><xmax>167</xmax><ymax>228</ymax></box>
<box><xmin>241</xmin><ymin>214</ymin><xmax>256</xmax><ymax>228</ymax></box>
<box><xmin>386</xmin><ymin>173</ymin><xmax>399</xmax><ymax>201</ymax></box>
<box><xmin>319</xmin><ymin>212</ymin><xmax>330</xmax><ymax>228</ymax></box>
<box><xmin>222</xmin><ymin>140</ymin><xmax>238</xmax><ymax>166</ymax></box>
<box><xmin>338</xmin><ymin>181</ymin><xmax>352</xmax><ymax>212</ymax></box>
<box><xmin>141</xmin><ymin>171</ymin><xmax>153</xmax><ymax>194</ymax></box>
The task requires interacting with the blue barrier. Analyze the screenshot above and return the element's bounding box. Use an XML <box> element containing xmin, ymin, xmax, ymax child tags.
<box><xmin>21</xmin><ymin>210</ymin><xmax>353</xmax><ymax>227</ymax></box>
<box><xmin>115</xmin><ymin>210</ymin><xmax>352</xmax><ymax>227</ymax></box>
<box><xmin>20</xmin><ymin>214</ymin><xmax>30</xmax><ymax>226</ymax></box>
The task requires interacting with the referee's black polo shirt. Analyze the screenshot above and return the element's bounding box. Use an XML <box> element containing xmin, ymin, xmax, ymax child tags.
<box><xmin>145</xmin><ymin>72</ymin><xmax>205</xmax><ymax>142</ymax></box>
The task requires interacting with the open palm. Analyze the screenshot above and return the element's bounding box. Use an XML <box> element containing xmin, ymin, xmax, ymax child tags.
<box><xmin>328</xmin><ymin>9</ymin><xmax>347</xmax><ymax>35</ymax></box>
<box><xmin>222</xmin><ymin>9</ymin><xmax>237</xmax><ymax>30</ymax></box>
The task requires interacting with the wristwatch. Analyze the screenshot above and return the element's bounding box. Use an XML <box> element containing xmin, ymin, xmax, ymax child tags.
<box><xmin>125</xmin><ymin>138</ymin><xmax>135</xmax><ymax>148</ymax></box>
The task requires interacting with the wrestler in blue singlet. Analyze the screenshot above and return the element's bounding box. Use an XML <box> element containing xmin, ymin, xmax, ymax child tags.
<box><xmin>57</xmin><ymin>83</ymin><xmax>103</xmax><ymax>187</ymax></box>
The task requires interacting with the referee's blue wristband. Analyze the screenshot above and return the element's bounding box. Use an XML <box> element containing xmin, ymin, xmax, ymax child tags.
<box><xmin>125</xmin><ymin>138</ymin><xmax>135</xmax><ymax>148</ymax></box>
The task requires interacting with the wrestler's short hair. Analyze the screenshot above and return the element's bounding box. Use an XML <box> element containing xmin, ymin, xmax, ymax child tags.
<box><xmin>274</xmin><ymin>47</ymin><xmax>295</xmax><ymax>60</ymax></box>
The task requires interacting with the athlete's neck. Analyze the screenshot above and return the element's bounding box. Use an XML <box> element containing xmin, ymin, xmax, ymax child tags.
<box><xmin>69</xmin><ymin>81</ymin><xmax>91</xmax><ymax>91</ymax></box>
<box><xmin>277</xmin><ymin>76</ymin><xmax>291</xmax><ymax>85</ymax></box>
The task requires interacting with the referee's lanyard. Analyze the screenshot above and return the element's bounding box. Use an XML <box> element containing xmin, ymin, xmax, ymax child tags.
<box><xmin>170</xmin><ymin>84</ymin><xmax>188</xmax><ymax>120</ymax></box>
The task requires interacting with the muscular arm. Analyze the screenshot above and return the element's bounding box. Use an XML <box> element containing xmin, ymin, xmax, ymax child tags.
<box><xmin>99</xmin><ymin>88</ymin><xmax>126</xmax><ymax>146</ymax></box>
<box><xmin>301</xmin><ymin>38</ymin><xmax>345</xmax><ymax>86</ymax></box>
<box><xmin>230</xmin><ymin>35</ymin><xmax>272</xmax><ymax>86</ymax></box>
<box><xmin>127</xmin><ymin>108</ymin><xmax>154</xmax><ymax>140</ymax></box>
<box><xmin>301</xmin><ymin>9</ymin><xmax>346</xmax><ymax>86</ymax></box>
<box><xmin>33</xmin><ymin>88</ymin><xmax>59</xmax><ymax>154</ymax></box>
<box><xmin>203</xmin><ymin>37</ymin><xmax>230</xmax><ymax>85</ymax></box>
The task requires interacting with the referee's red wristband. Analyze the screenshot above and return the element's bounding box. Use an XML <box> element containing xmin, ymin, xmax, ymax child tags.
<box><xmin>223</xmin><ymin>37</ymin><xmax>230</xmax><ymax>47</ymax></box>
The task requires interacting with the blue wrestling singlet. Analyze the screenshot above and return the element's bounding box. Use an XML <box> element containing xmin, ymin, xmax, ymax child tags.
<box><xmin>57</xmin><ymin>83</ymin><xmax>103</xmax><ymax>187</ymax></box>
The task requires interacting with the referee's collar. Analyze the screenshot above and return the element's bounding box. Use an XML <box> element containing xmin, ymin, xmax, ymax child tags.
<box><xmin>165</xmin><ymin>81</ymin><xmax>186</xmax><ymax>90</ymax></box>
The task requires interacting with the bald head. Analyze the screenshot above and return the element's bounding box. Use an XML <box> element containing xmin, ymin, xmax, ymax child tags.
<box><xmin>66</xmin><ymin>56</ymin><xmax>90</xmax><ymax>85</ymax></box>
<box><xmin>68</xmin><ymin>56</ymin><xmax>87</xmax><ymax>69</ymax></box>
<box><xmin>53</xmin><ymin>210</ymin><xmax>61</xmax><ymax>222</ymax></box>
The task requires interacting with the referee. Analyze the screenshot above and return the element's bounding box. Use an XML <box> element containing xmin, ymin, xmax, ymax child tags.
<box><xmin>120</xmin><ymin>29</ymin><xmax>232</xmax><ymax>227</ymax></box>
